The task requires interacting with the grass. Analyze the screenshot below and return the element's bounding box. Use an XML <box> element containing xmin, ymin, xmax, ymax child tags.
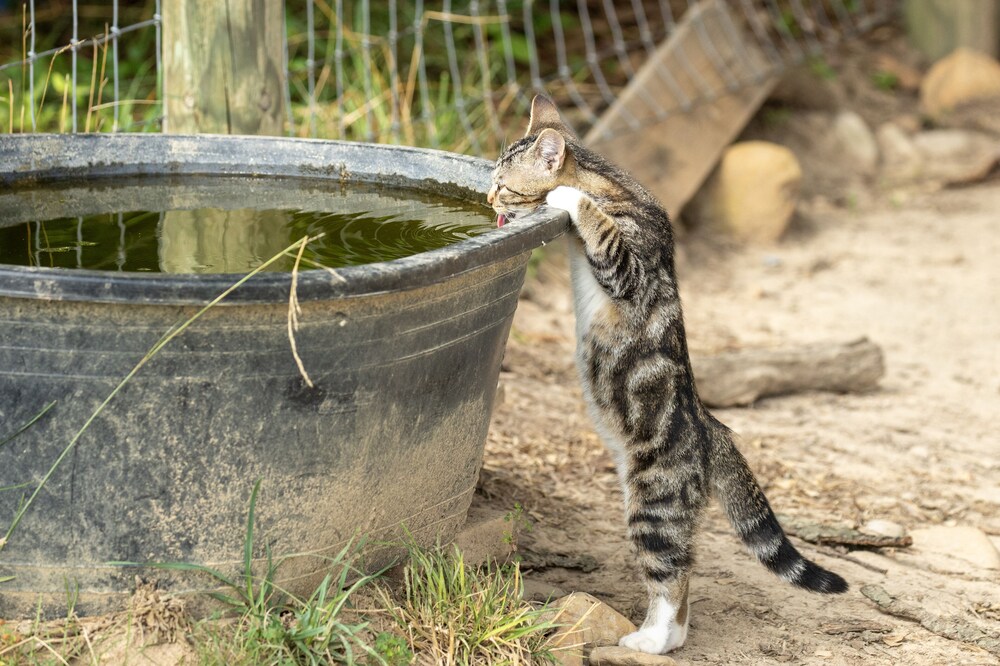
<box><xmin>0</xmin><ymin>0</ymin><xmax>539</xmax><ymax>155</ymax></box>
<box><xmin>0</xmin><ymin>514</ymin><xmax>556</xmax><ymax>665</ymax></box>
<box><xmin>377</xmin><ymin>543</ymin><xmax>557</xmax><ymax>665</ymax></box>
<box><xmin>126</xmin><ymin>479</ymin><xmax>385</xmax><ymax>666</ymax></box>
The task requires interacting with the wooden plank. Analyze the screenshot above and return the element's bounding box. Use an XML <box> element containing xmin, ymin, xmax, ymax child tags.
<box><xmin>162</xmin><ymin>0</ymin><xmax>286</xmax><ymax>135</ymax></box>
<box><xmin>584</xmin><ymin>0</ymin><xmax>780</xmax><ymax>217</ymax></box>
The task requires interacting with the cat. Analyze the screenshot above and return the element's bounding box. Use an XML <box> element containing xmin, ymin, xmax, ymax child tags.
<box><xmin>488</xmin><ymin>95</ymin><xmax>847</xmax><ymax>655</ymax></box>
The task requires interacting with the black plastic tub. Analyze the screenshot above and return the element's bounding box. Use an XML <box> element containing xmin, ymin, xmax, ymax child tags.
<box><xmin>0</xmin><ymin>134</ymin><xmax>567</xmax><ymax>617</ymax></box>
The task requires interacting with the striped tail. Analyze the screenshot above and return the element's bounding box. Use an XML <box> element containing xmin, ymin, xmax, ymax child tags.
<box><xmin>710</xmin><ymin>431</ymin><xmax>848</xmax><ymax>594</ymax></box>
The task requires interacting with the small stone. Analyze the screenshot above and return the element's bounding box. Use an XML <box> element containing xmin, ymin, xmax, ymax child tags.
<box><xmin>546</xmin><ymin>592</ymin><xmax>637</xmax><ymax>665</ymax></box>
<box><xmin>687</xmin><ymin>141</ymin><xmax>802</xmax><ymax>243</ymax></box>
<box><xmin>831</xmin><ymin>111</ymin><xmax>879</xmax><ymax>175</ymax></box>
<box><xmin>522</xmin><ymin>578</ymin><xmax>566</xmax><ymax>603</ymax></box>
<box><xmin>862</xmin><ymin>519</ymin><xmax>906</xmax><ymax>539</ymax></box>
<box><xmin>920</xmin><ymin>48</ymin><xmax>1000</xmax><ymax>122</ymax></box>
<box><xmin>911</xmin><ymin>129</ymin><xmax>1000</xmax><ymax>184</ymax></box>
<box><xmin>909</xmin><ymin>525</ymin><xmax>1000</xmax><ymax>571</ymax></box>
<box><xmin>876</xmin><ymin>123</ymin><xmax>922</xmax><ymax>181</ymax></box>
<box><xmin>589</xmin><ymin>645</ymin><xmax>680</xmax><ymax>666</ymax></box>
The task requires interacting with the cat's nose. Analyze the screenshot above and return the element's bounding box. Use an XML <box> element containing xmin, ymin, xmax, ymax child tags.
<box><xmin>487</xmin><ymin>184</ymin><xmax>497</xmax><ymax>205</ymax></box>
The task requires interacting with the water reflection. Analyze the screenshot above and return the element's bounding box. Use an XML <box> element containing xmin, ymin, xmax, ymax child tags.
<box><xmin>0</xmin><ymin>179</ymin><xmax>494</xmax><ymax>274</ymax></box>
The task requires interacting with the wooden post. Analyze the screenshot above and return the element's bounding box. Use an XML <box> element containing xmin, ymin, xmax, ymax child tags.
<box><xmin>904</xmin><ymin>0</ymin><xmax>1000</xmax><ymax>61</ymax></box>
<box><xmin>162</xmin><ymin>0</ymin><xmax>286</xmax><ymax>135</ymax></box>
<box><xmin>159</xmin><ymin>0</ymin><xmax>288</xmax><ymax>272</ymax></box>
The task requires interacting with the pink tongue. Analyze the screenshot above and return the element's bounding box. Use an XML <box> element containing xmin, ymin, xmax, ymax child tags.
<box><xmin>497</xmin><ymin>214</ymin><xmax>506</xmax><ymax>228</ymax></box>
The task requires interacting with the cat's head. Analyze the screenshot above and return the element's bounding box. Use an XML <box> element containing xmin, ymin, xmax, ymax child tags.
<box><xmin>489</xmin><ymin>95</ymin><xmax>575</xmax><ymax>226</ymax></box>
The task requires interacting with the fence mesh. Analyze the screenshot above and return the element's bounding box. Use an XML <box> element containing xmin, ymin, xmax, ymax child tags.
<box><xmin>0</xmin><ymin>1</ymin><xmax>895</xmax><ymax>155</ymax></box>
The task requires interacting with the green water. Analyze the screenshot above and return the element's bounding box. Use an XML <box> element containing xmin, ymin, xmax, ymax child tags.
<box><xmin>0</xmin><ymin>177</ymin><xmax>495</xmax><ymax>273</ymax></box>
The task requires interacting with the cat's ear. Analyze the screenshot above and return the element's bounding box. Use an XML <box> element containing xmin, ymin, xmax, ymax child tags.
<box><xmin>532</xmin><ymin>128</ymin><xmax>566</xmax><ymax>173</ymax></box>
<box><xmin>525</xmin><ymin>95</ymin><xmax>570</xmax><ymax>137</ymax></box>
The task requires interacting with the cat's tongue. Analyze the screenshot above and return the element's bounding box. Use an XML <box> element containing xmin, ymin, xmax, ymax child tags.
<box><xmin>497</xmin><ymin>214</ymin><xmax>506</xmax><ymax>228</ymax></box>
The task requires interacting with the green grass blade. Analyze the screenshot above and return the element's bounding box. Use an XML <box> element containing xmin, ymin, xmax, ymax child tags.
<box><xmin>0</xmin><ymin>401</ymin><xmax>56</xmax><ymax>449</ymax></box>
<box><xmin>244</xmin><ymin>478</ymin><xmax>262</xmax><ymax>603</ymax></box>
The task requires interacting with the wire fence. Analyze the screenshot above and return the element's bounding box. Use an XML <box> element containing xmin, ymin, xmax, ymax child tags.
<box><xmin>0</xmin><ymin>0</ymin><xmax>896</xmax><ymax>156</ymax></box>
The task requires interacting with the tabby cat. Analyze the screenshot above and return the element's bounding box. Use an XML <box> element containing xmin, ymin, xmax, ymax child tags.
<box><xmin>488</xmin><ymin>96</ymin><xmax>847</xmax><ymax>655</ymax></box>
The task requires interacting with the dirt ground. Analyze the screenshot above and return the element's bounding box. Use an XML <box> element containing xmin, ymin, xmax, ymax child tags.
<box><xmin>479</xmin><ymin>170</ymin><xmax>1000</xmax><ymax>665</ymax></box>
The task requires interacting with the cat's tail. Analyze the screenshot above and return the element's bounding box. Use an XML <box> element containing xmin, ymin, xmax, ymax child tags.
<box><xmin>709</xmin><ymin>428</ymin><xmax>848</xmax><ymax>594</ymax></box>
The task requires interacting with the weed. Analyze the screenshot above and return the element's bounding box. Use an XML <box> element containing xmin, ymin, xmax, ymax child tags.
<box><xmin>379</xmin><ymin>541</ymin><xmax>556</xmax><ymax>664</ymax></box>
<box><xmin>373</xmin><ymin>631</ymin><xmax>412</xmax><ymax>665</ymax></box>
<box><xmin>808</xmin><ymin>57</ymin><xmax>837</xmax><ymax>82</ymax></box>
<box><xmin>119</xmin><ymin>478</ymin><xmax>383</xmax><ymax>665</ymax></box>
<box><xmin>503</xmin><ymin>501</ymin><xmax>533</xmax><ymax>550</ymax></box>
<box><xmin>871</xmin><ymin>70</ymin><xmax>899</xmax><ymax>91</ymax></box>
<box><xmin>762</xmin><ymin>106</ymin><xmax>792</xmax><ymax>128</ymax></box>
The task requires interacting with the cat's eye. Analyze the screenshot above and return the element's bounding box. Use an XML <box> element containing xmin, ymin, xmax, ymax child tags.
<box><xmin>502</xmin><ymin>184</ymin><xmax>530</xmax><ymax>197</ymax></box>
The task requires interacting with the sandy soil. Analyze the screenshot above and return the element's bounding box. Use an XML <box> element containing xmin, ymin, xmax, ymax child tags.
<box><xmin>480</xmin><ymin>180</ymin><xmax>1000</xmax><ymax>665</ymax></box>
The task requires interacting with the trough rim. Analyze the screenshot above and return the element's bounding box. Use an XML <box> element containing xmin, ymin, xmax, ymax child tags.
<box><xmin>0</xmin><ymin>133</ymin><xmax>569</xmax><ymax>305</ymax></box>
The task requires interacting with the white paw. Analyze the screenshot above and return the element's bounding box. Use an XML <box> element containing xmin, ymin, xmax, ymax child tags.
<box><xmin>619</xmin><ymin>627</ymin><xmax>671</xmax><ymax>654</ymax></box>
<box><xmin>619</xmin><ymin>623</ymin><xmax>687</xmax><ymax>655</ymax></box>
<box><xmin>545</xmin><ymin>186</ymin><xmax>584</xmax><ymax>222</ymax></box>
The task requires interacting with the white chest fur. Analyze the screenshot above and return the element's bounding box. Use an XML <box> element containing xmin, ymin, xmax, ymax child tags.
<box><xmin>568</xmin><ymin>238</ymin><xmax>613</xmax><ymax>345</ymax></box>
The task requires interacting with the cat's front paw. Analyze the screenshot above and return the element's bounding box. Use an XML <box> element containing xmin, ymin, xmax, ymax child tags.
<box><xmin>545</xmin><ymin>186</ymin><xmax>585</xmax><ymax>223</ymax></box>
<box><xmin>619</xmin><ymin>626</ymin><xmax>682</xmax><ymax>655</ymax></box>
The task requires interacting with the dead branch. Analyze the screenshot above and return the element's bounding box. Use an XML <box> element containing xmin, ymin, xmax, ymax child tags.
<box><xmin>861</xmin><ymin>585</ymin><xmax>1000</xmax><ymax>657</ymax></box>
<box><xmin>692</xmin><ymin>338</ymin><xmax>885</xmax><ymax>407</ymax></box>
<box><xmin>780</xmin><ymin>515</ymin><xmax>912</xmax><ymax>550</ymax></box>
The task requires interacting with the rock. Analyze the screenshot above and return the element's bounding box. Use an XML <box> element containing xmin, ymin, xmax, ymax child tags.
<box><xmin>452</xmin><ymin>505</ymin><xmax>515</xmax><ymax>567</ymax></box>
<box><xmin>522</xmin><ymin>578</ymin><xmax>566</xmax><ymax>603</ymax></box>
<box><xmin>911</xmin><ymin>129</ymin><xmax>1000</xmax><ymax>184</ymax></box>
<box><xmin>920</xmin><ymin>48</ymin><xmax>1000</xmax><ymax>122</ymax></box>
<box><xmin>686</xmin><ymin>141</ymin><xmax>802</xmax><ymax>243</ymax></box>
<box><xmin>876</xmin><ymin>123</ymin><xmax>922</xmax><ymax>181</ymax></box>
<box><xmin>831</xmin><ymin>111</ymin><xmax>879</xmax><ymax>175</ymax></box>
<box><xmin>589</xmin><ymin>645</ymin><xmax>680</xmax><ymax>665</ymax></box>
<box><xmin>862</xmin><ymin>519</ymin><xmax>907</xmax><ymax>539</ymax></box>
<box><xmin>909</xmin><ymin>525</ymin><xmax>1000</xmax><ymax>571</ymax></box>
<box><xmin>546</xmin><ymin>592</ymin><xmax>637</xmax><ymax>666</ymax></box>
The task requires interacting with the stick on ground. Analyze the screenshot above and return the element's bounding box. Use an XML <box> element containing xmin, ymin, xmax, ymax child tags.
<box><xmin>692</xmin><ymin>337</ymin><xmax>885</xmax><ymax>407</ymax></box>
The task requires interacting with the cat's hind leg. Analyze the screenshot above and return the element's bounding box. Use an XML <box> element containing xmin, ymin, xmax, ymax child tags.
<box><xmin>620</xmin><ymin>575</ymin><xmax>690</xmax><ymax>654</ymax></box>
<box><xmin>620</xmin><ymin>461</ymin><xmax>704</xmax><ymax>654</ymax></box>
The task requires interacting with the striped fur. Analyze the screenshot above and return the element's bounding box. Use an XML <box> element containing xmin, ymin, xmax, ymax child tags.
<box><xmin>491</xmin><ymin>96</ymin><xmax>846</xmax><ymax>654</ymax></box>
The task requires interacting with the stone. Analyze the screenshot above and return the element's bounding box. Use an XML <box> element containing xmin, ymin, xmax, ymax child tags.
<box><xmin>546</xmin><ymin>592</ymin><xmax>637</xmax><ymax>666</ymax></box>
<box><xmin>862</xmin><ymin>519</ymin><xmax>907</xmax><ymax>539</ymax></box>
<box><xmin>522</xmin><ymin>578</ymin><xmax>567</xmax><ymax>603</ymax></box>
<box><xmin>876</xmin><ymin>123</ymin><xmax>923</xmax><ymax>181</ymax></box>
<box><xmin>920</xmin><ymin>48</ymin><xmax>1000</xmax><ymax>122</ymax></box>
<box><xmin>589</xmin><ymin>645</ymin><xmax>680</xmax><ymax>666</ymax></box>
<box><xmin>909</xmin><ymin>525</ymin><xmax>1000</xmax><ymax>571</ymax></box>
<box><xmin>831</xmin><ymin>111</ymin><xmax>879</xmax><ymax>175</ymax></box>
<box><xmin>452</xmin><ymin>505</ymin><xmax>515</xmax><ymax>567</ymax></box>
<box><xmin>686</xmin><ymin>141</ymin><xmax>802</xmax><ymax>243</ymax></box>
<box><xmin>911</xmin><ymin>129</ymin><xmax>1000</xmax><ymax>184</ymax></box>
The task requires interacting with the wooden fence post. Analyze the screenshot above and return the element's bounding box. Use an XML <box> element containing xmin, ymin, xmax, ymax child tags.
<box><xmin>904</xmin><ymin>0</ymin><xmax>1000</xmax><ymax>61</ymax></box>
<box><xmin>162</xmin><ymin>0</ymin><xmax>286</xmax><ymax>135</ymax></box>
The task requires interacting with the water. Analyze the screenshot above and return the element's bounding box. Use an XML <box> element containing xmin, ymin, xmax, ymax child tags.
<box><xmin>0</xmin><ymin>176</ymin><xmax>495</xmax><ymax>273</ymax></box>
